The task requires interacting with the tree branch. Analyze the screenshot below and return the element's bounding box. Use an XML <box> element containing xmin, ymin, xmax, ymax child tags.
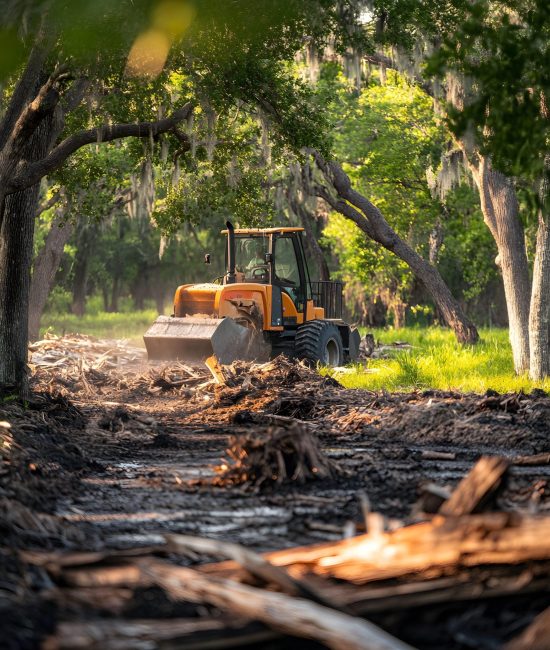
<box><xmin>0</xmin><ymin>44</ymin><xmax>49</xmax><ymax>150</ymax></box>
<box><xmin>36</xmin><ymin>189</ymin><xmax>63</xmax><ymax>217</ymax></box>
<box><xmin>309</xmin><ymin>149</ymin><xmax>478</xmax><ymax>343</ymax></box>
<box><xmin>313</xmin><ymin>182</ymin><xmax>375</xmax><ymax>239</ymax></box>
<box><xmin>7</xmin><ymin>103</ymin><xmax>195</xmax><ymax>194</ymax></box>
<box><xmin>0</xmin><ymin>64</ymin><xmax>70</xmax><ymax>173</ymax></box>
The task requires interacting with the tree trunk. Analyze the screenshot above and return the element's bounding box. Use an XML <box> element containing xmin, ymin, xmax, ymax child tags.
<box><xmin>102</xmin><ymin>285</ymin><xmax>109</xmax><ymax>312</ymax></box>
<box><xmin>109</xmin><ymin>275</ymin><xmax>120</xmax><ymax>312</ymax></box>
<box><xmin>0</xmin><ymin>122</ymin><xmax>51</xmax><ymax>394</ymax></box>
<box><xmin>71</xmin><ymin>219</ymin><xmax>98</xmax><ymax>316</ymax></box>
<box><xmin>529</xmin><ymin>159</ymin><xmax>550</xmax><ymax>380</ymax></box>
<box><xmin>529</xmin><ymin>213</ymin><xmax>550</xmax><ymax>380</ymax></box>
<box><xmin>28</xmin><ymin>212</ymin><xmax>73</xmax><ymax>341</ymax></box>
<box><xmin>473</xmin><ymin>159</ymin><xmax>531</xmax><ymax>373</ymax></box>
<box><xmin>313</xmin><ymin>154</ymin><xmax>479</xmax><ymax>344</ymax></box>
<box><xmin>155</xmin><ymin>291</ymin><xmax>165</xmax><ymax>315</ymax></box>
<box><xmin>391</xmin><ymin>301</ymin><xmax>406</xmax><ymax>329</ymax></box>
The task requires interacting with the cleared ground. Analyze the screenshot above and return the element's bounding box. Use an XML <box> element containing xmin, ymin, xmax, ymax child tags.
<box><xmin>2</xmin><ymin>336</ymin><xmax>550</xmax><ymax>648</ymax></box>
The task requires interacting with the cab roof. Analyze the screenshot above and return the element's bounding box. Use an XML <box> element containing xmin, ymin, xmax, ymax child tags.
<box><xmin>220</xmin><ymin>227</ymin><xmax>304</xmax><ymax>235</ymax></box>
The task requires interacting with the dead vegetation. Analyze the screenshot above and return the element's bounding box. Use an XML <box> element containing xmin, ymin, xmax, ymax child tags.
<box><xmin>214</xmin><ymin>423</ymin><xmax>344</xmax><ymax>490</ymax></box>
<box><xmin>2</xmin><ymin>334</ymin><xmax>550</xmax><ymax>649</ymax></box>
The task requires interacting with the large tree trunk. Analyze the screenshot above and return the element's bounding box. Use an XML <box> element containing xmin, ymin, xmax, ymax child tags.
<box><xmin>313</xmin><ymin>154</ymin><xmax>479</xmax><ymax>344</ymax></box>
<box><xmin>472</xmin><ymin>158</ymin><xmax>531</xmax><ymax>373</ymax></box>
<box><xmin>28</xmin><ymin>212</ymin><xmax>73</xmax><ymax>341</ymax></box>
<box><xmin>0</xmin><ymin>124</ymin><xmax>51</xmax><ymax>394</ymax></box>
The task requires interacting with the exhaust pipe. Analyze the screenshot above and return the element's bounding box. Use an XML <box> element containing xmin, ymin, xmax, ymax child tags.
<box><xmin>226</xmin><ymin>220</ymin><xmax>236</xmax><ymax>284</ymax></box>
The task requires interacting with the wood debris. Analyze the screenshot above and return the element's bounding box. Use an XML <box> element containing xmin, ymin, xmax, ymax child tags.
<box><xmin>3</xmin><ymin>334</ymin><xmax>549</xmax><ymax>648</ymax></box>
<box><xmin>15</xmin><ymin>455</ymin><xmax>550</xmax><ymax>650</ymax></box>
<box><xmin>213</xmin><ymin>423</ymin><xmax>344</xmax><ymax>489</ymax></box>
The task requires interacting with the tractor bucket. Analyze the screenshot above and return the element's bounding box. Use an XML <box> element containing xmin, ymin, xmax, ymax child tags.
<box><xmin>143</xmin><ymin>315</ymin><xmax>257</xmax><ymax>365</ymax></box>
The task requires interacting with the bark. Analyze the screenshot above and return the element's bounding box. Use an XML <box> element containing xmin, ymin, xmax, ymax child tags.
<box><xmin>28</xmin><ymin>212</ymin><xmax>74</xmax><ymax>341</ymax></box>
<box><xmin>313</xmin><ymin>153</ymin><xmax>479</xmax><ymax>344</ymax></box>
<box><xmin>0</xmin><ymin>122</ymin><xmax>51</xmax><ymax>394</ymax></box>
<box><xmin>0</xmin><ymin>45</ymin><xmax>48</xmax><ymax>150</ymax></box>
<box><xmin>469</xmin><ymin>156</ymin><xmax>531</xmax><ymax>373</ymax></box>
<box><xmin>529</xmin><ymin>164</ymin><xmax>550</xmax><ymax>380</ymax></box>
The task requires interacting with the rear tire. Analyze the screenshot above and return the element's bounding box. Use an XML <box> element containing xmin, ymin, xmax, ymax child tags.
<box><xmin>295</xmin><ymin>320</ymin><xmax>344</xmax><ymax>366</ymax></box>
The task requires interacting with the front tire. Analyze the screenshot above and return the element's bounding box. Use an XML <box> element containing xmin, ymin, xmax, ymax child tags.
<box><xmin>295</xmin><ymin>320</ymin><xmax>344</xmax><ymax>366</ymax></box>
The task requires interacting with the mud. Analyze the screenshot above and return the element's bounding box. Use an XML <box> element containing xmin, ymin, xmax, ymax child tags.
<box><xmin>1</xmin><ymin>352</ymin><xmax>550</xmax><ymax>649</ymax></box>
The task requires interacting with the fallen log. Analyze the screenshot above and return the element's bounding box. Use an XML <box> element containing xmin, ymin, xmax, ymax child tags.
<box><xmin>201</xmin><ymin>512</ymin><xmax>550</xmax><ymax>584</ymax></box>
<box><xmin>43</xmin><ymin>617</ymin><xmax>275</xmax><ymax>650</ymax></box>
<box><xmin>142</xmin><ymin>559</ymin><xmax>415</xmax><ymax>650</ymax></box>
<box><xmin>512</xmin><ymin>453</ymin><xmax>550</xmax><ymax>467</ymax></box>
<box><xmin>165</xmin><ymin>533</ymin><xmax>343</xmax><ymax>610</ymax></box>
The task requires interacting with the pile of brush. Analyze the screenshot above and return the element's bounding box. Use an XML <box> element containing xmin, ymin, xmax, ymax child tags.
<box><xmin>214</xmin><ymin>422</ymin><xmax>341</xmax><ymax>489</ymax></box>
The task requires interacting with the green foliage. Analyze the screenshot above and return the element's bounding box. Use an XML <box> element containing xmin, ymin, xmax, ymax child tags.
<box><xmin>427</xmin><ymin>0</ymin><xmax>550</xmax><ymax>181</ymax></box>
<box><xmin>320</xmin><ymin>69</ymin><xmax>443</xmax><ymax>312</ymax></box>
<box><xmin>437</xmin><ymin>184</ymin><xmax>499</xmax><ymax>301</ymax></box>
<box><xmin>328</xmin><ymin>327</ymin><xmax>550</xmax><ymax>393</ymax></box>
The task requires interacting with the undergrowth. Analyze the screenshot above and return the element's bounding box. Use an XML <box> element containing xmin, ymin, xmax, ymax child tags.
<box><xmin>328</xmin><ymin>327</ymin><xmax>550</xmax><ymax>394</ymax></box>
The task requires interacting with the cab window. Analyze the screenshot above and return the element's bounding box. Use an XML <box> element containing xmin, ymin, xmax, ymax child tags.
<box><xmin>233</xmin><ymin>236</ymin><xmax>269</xmax><ymax>283</ymax></box>
<box><xmin>274</xmin><ymin>236</ymin><xmax>303</xmax><ymax>307</ymax></box>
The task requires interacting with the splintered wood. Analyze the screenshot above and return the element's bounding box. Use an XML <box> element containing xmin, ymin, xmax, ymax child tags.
<box><xmin>24</xmin><ymin>457</ymin><xmax>550</xmax><ymax>649</ymax></box>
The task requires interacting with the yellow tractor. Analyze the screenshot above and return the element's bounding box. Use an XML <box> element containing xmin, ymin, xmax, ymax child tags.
<box><xmin>144</xmin><ymin>221</ymin><xmax>360</xmax><ymax>366</ymax></box>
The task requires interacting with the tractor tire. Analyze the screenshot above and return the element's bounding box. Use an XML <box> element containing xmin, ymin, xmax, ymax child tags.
<box><xmin>295</xmin><ymin>320</ymin><xmax>344</xmax><ymax>367</ymax></box>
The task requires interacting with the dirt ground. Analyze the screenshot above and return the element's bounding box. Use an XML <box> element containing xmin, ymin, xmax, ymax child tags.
<box><xmin>1</xmin><ymin>342</ymin><xmax>550</xmax><ymax>649</ymax></box>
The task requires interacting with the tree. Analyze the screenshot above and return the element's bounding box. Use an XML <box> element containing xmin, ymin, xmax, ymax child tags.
<box><xmin>429</xmin><ymin>0</ymin><xmax>550</xmax><ymax>378</ymax></box>
<box><xmin>312</xmin><ymin>152</ymin><xmax>479</xmax><ymax>343</ymax></box>
<box><xmin>367</xmin><ymin>0</ymin><xmax>550</xmax><ymax>377</ymax></box>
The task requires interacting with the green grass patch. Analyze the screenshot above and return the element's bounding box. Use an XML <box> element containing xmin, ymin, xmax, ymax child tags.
<box><xmin>329</xmin><ymin>327</ymin><xmax>550</xmax><ymax>394</ymax></box>
<box><xmin>40</xmin><ymin>309</ymin><xmax>159</xmax><ymax>346</ymax></box>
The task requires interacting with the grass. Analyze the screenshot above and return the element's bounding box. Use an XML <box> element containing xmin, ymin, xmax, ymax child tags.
<box><xmin>40</xmin><ymin>309</ymin><xmax>157</xmax><ymax>346</ymax></box>
<box><xmin>328</xmin><ymin>327</ymin><xmax>550</xmax><ymax>394</ymax></box>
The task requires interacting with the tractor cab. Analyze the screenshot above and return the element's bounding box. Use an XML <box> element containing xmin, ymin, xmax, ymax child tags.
<box><xmin>222</xmin><ymin>226</ymin><xmax>311</xmax><ymax>315</ymax></box>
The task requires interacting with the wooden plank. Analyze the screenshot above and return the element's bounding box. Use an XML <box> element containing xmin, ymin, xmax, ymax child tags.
<box><xmin>438</xmin><ymin>456</ymin><xmax>509</xmax><ymax>516</ymax></box>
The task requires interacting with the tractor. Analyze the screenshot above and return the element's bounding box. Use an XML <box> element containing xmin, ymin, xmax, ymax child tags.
<box><xmin>144</xmin><ymin>221</ymin><xmax>360</xmax><ymax>366</ymax></box>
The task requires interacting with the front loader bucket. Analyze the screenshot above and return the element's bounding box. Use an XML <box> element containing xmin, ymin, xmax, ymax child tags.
<box><xmin>144</xmin><ymin>315</ymin><xmax>256</xmax><ymax>365</ymax></box>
